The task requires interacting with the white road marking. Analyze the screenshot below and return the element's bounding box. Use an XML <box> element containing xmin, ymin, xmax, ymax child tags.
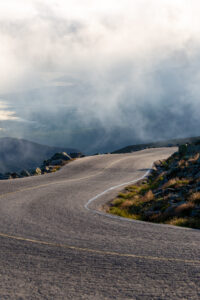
<box><xmin>85</xmin><ymin>167</ymin><xmax>151</xmax><ymax>212</ymax></box>
<box><xmin>84</xmin><ymin>166</ymin><xmax>194</xmax><ymax>231</ymax></box>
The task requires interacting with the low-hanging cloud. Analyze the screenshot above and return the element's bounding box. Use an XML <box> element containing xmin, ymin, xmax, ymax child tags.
<box><xmin>0</xmin><ymin>0</ymin><xmax>200</xmax><ymax>153</ymax></box>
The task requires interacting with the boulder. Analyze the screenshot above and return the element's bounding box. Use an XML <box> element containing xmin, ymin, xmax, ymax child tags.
<box><xmin>48</xmin><ymin>166</ymin><xmax>56</xmax><ymax>171</ymax></box>
<box><xmin>179</xmin><ymin>144</ymin><xmax>188</xmax><ymax>156</ymax></box>
<box><xmin>49</xmin><ymin>159</ymin><xmax>64</xmax><ymax>166</ymax></box>
<box><xmin>20</xmin><ymin>169</ymin><xmax>30</xmax><ymax>177</ymax></box>
<box><xmin>70</xmin><ymin>152</ymin><xmax>82</xmax><ymax>159</ymax></box>
<box><xmin>10</xmin><ymin>172</ymin><xmax>20</xmax><ymax>178</ymax></box>
<box><xmin>50</xmin><ymin>152</ymin><xmax>71</xmax><ymax>161</ymax></box>
<box><xmin>154</xmin><ymin>160</ymin><xmax>164</xmax><ymax>167</ymax></box>
<box><xmin>41</xmin><ymin>166</ymin><xmax>50</xmax><ymax>173</ymax></box>
<box><xmin>179</xmin><ymin>143</ymin><xmax>200</xmax><ymax>156</ymax></box>
<box><xmin>33</xmin><ymin>167</ymin><xmax>42</xmax><ymax>175</ymax></box>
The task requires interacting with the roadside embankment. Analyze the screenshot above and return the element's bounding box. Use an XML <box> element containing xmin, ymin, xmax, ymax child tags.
<box><xmin>0</xmin><ymin>152</ymin><xmax>82</xmax><ymax>180</ymax></box>
<box><xmin>107</xmin><ymin>143</ymin><xmax>200</xmax><ymax>229</ymax></box>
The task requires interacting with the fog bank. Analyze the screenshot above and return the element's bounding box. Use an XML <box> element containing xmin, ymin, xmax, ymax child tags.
<box><xmin>0</xmin><ymin>0</ymin><xmax>200</xmax><ymax>153</ymax></box>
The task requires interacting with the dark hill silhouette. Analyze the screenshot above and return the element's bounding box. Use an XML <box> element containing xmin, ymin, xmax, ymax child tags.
<box><xmin>0</xmin><ymin>137</ymin><xmax>79</xmax><ymax>173</ymax></box>
<box><xmin>112</xmin><ymin>136</ymin><xmax>200</xmax><ymax>154</ymax></box>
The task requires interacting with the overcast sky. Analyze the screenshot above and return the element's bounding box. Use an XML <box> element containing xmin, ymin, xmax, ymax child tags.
<box><xmin>0</xmin><ymin>0</ymin><xmax>200</xmax><ymax>153</ymax></box>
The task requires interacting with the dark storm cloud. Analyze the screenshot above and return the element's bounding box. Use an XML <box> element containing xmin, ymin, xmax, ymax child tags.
<box><xmin>0</xmin><ymin>0</ymin><xmax>200</xmax><ymax>153</ymax></box>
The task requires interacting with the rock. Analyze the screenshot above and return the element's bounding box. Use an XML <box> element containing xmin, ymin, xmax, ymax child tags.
<box><xmin>49</xmin><ymin>159</ymin><xmax>64</xmax><ymax>166</ymax></box>
<box><xmin>179</xmin><ymin>144</ymin><xmax>188</xmax><ymax>156</ymax></box>
<box><xmin>152</xmin><ymin>165</ymin><xmax>158</xmax><ymax>172</ymax></box>
<box><xmin>167</xmin><ymin>167</ymin><xmax>182</xmax><ymax>178</ymax></box>
<box><xmin>164</xmin><ymin>206</ymin><xmax>176</xmax><ymax>216</ymax></box>
<box><xmin>48</xmin><ymin>166</ymin><xmax>57</xmax><ymax>171</ymax></box>
<box><xmin>154</xmin><ymin>160</ymin><xmax>165</xmax><ymax>167</ymax></box>
<box><xmin>70</xmin><ymin>152</ymin><xmax>82</xmax><ymax>158</ymax></box>
<box><xmin>179</xmin><ymin>143</ymin><xmax>200</xmax><ymax>156</ymax></box>
<box><xmin>42</xmin><ymin>160</ymin><xmax>48</xmax><ymax>166</ymax></box>
<box><xmin>2</xmin><ymin>173</ymin><xmax>13</xmax><ymax>179</ymax></box>
<box><xmin>10</xmin><ymin>172</ymin><xmax>20</xmax><ymax>178</ymax></box>
<box><xmin>143</xmin><ymin>210</ymin><xmax>155</xmax><ymax>217</ymax></box>
<box><xmin>32</xmin><ymin>167</ymin><xmax>42</xmax><ymax>175</ymax></box>
<box><xmin>41</xmin><ymin>166</ymin><xmax>50</xmax><ymax>173</ymax></box>
<box><xmin>0</xmin><ymin>150</ymin><xmax>75</xmax><ymax>181</ymax></box>
<box><xmin>20</xmin><ymin>169</ymin><xmax>30</xmax><ymax>177</ymax></box>
<box><xmin>50</xmin><ymin>152</ymin><xmax>71</xmax><ymax>161</ymax></box>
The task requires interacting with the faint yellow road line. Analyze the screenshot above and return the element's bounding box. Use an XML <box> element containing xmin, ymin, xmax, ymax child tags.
<box><xmin>0</xmin><ymin>156</ymin><xmax>137</xmax><ymax>199</ymax></box>
<box><xmin>1</xmin><ymin>151</ymin><xmax>190</xmax><ymax>265</ymax></box>
<box><xmin>0</xmin><ymin>232</ymin><xmax>199</xmax><ymax>264</ymax></box>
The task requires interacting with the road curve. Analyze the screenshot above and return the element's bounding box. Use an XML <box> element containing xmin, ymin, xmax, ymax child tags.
<box><xmin>0</xmin><ymin>148</ymin><xmax>199</xmax><ymax>299</ymax></box>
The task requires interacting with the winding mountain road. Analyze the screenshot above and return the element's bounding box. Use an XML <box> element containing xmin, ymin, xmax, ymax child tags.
<box><xmin>0</xmin><ymin>148</ymin><xmax>200</xmax><ymax>299</ymax></box>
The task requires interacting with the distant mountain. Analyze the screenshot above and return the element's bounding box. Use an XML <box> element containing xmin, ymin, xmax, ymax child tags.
<box><xmin>112</xmin><ymin>136</ymin><xmax>200</xmax><ymax>154</ymax></box>
<box><xmin>0</xmin><ymin>137</ymin><xmax>79</xmax><ymax>173</ymax></box>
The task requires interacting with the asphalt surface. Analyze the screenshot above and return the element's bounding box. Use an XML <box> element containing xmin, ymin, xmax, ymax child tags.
<box><xmin>0</xmin><ymin>148</ymin><xmax>199</xmax><ymax>299</ymax></box>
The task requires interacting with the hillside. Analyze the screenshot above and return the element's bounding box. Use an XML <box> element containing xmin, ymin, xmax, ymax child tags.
<box><xmin>112</xmin><ymin>136</ymin><xmax>200</xmax><ymax>154</ymax></box>
<box><xmin>0</xmin><ymin>137</ymin><xmax>79</xmax><ymax>173</ymax></box>
<box><xmin>108</xmin><ymin>141</ymin><xmax>200</xmax><ymax>229</ymax></box>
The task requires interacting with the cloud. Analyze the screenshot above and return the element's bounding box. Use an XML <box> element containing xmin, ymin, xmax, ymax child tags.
<box><xmin>0</xmin><ymin>101</ymin><xmax>19</xmax><ymax>121</ymax></box>
<box><xmin>0</xmin><ymin>0</ymin><xmax>200</xmax><ymax>152</ymax></box>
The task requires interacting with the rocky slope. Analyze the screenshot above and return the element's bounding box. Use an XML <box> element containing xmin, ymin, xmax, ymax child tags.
<box><xmin>0</xmin><ymin>137</ymin><xmax>80</xmax><ymax>173</ymax></box>
<box><xmin>0</xmin><ymin>151</ymin><xmax>82</xmax><ymax>180</ymax></box>
<box><xmin>108</xmin><ymin>142</ymin><xmax>200</xmax><ymax>229</ymax></box>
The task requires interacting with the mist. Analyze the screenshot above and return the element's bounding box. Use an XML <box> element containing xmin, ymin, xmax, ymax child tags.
<box><xmin>0</xmin><ymin>0</ymin><xmax>200</xmax><ymax>153</ymax></box>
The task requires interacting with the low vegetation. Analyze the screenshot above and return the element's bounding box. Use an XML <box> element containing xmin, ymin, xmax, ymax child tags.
<box><xmin>107</xmin><ymin>142</ymin><xmax>200</xmax><ymax>229</ymax></box>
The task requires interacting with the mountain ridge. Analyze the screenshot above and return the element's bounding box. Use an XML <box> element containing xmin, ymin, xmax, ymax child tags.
<box><xmin>0</xmin><ymin>137</ymin><xmax>80</xmax><ymax>173</ymax></box>
<box><xmin>112</xmin><ymin>136</ymin><xmax>200</xmax><ymax>154</ymax></box>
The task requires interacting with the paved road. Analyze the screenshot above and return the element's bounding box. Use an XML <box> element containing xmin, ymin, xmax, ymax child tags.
<box><xmin>0</xmin><ymin>148</ymin><xmax>199</xmax><ymax>299</ymax></box>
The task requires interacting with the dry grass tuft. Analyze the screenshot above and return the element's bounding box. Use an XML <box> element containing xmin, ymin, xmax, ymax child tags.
<box><xmin>178</xmin><ymin>160</ymin><xmax>187</xmax><ymax>167</ymax></box>
<box><xmin>111</xmin><ymin>198</ymin><xmax>124</xmax><ymax>207</ymax></box>
<box><xmin>163</xmin><ymin>178</ymin><xmax>179</xmax><ymax>188</ymax></box>
<box><xmin>163</xmin><ymin>178</ymin><xmax>189</xmax><ymax>189</ymax></box>
<box><xmin>168</xmin><ymin>217</ymin><xmax>200</xmax><ymax>229</ymax></box>
<box><xmin>121</xmin><ymin>200</ymin><xmax>133</xmax><ymax>208</ymax></box>
<box><xmin>188</xmin><ymin>153</ymin><xmax>200</xmax><ymax>163</ymax></box>
<box><xmin>175</xmin><ymin>202</ymin><xmax>194</xmax><ymax>215</ymax></box>
<box><xmin>143</xmin><ymin>190</ymin><xmax>154</xmax><ymax>202</ymax></box>
<box><xmin>188</xmin><ymin>192</ymin><xmax>200</xmax><ymax>205</ymax></box>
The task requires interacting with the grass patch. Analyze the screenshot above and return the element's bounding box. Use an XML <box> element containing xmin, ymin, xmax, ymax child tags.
<box><xmin>163</xmin><ymin>178</ymin><xmax>190</xmax><ymax>189</ymax></box>
<box><xmin>168</xmin><ymin>217</ymin><xmax>200</xmax><ymax>229</ymax></box>
<box><xmin>109</xmin><ymin>207</ymin><xmax>134</xmax><ymax>219</ymax></box>
<box><xmin>106</xmin><ymin>150</ymin><xmax>200</xmax><ymax>230</ymax></box>
<box><xmin>111</xmin><ymin>198</ymin><xmax>124</xmax><ymax>207</ymax></box>
<box><xmin>188</xmin><ymin>192</ymin><xmax>200</xmax><ymax>205</ymax></box>
<box><xmin>174</xmin><ymin>202</ymin><xmax>194</xmax><ymax>216</ymax></box>
<box><xmin>51</xmin><ymin>166</ymin><xmax>61</xmax><ymax>172</ymax></box>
